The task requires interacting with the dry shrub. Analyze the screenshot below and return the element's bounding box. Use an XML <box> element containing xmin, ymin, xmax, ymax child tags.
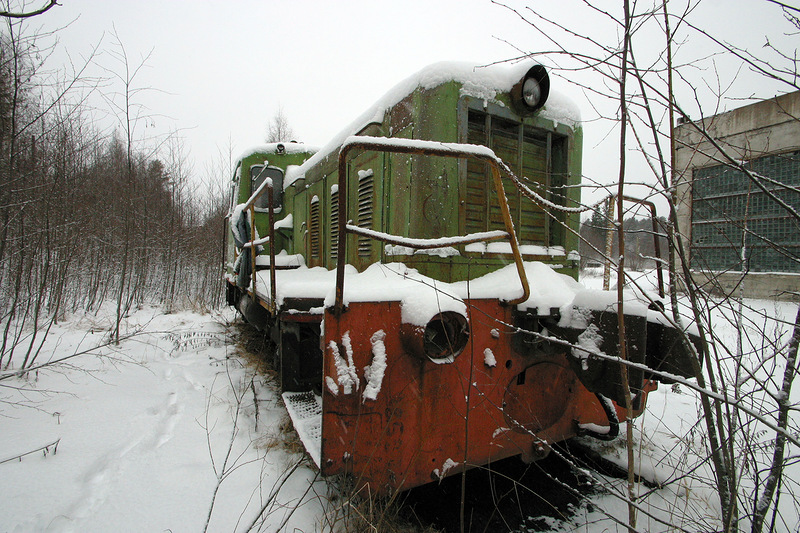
<box><xmin>232</xmin><ymin>319</ymin><xmax>309</xmax><ymax>457</ymax></box>
<box><xmin>324</xmin><ymin>480</ymin><xmax>441</xmax><ymax>533</ymax></box>
<box><xmin>232</xmin><ymin>318</ymin><xmax>275</xmax><ymax>375</ymax></box>
<box><xmin>253</xmin><ymin>411</ymin><xmax>307</xmax><ymax>456</ymax></box>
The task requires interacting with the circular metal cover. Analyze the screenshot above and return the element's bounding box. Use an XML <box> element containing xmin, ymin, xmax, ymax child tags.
<box><xmin>503</xmin><ymin>361</ymin><xmax>574</xmax><ymax>433</ymax></box>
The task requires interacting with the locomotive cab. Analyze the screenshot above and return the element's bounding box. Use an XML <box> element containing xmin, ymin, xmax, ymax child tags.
<box><xmin>225</xmin><ymin>143</ymin><xmax>317</xmax><ymax>312</ymax></box>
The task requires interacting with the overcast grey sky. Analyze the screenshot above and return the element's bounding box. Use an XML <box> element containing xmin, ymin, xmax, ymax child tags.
<box><xmin>30</xmin><ymin>0</ymin><xmax>796</xmax><ymax>207</ymax></box>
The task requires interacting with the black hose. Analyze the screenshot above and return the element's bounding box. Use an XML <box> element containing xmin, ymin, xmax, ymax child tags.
<box><xmin>579</xmin><ymin>393</ymin><xmax>620</xmax><ymax>441</ymax></box>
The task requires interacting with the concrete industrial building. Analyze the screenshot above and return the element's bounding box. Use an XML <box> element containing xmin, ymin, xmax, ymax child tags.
<box><xmin>675</xmin><ymin>91</ymin><xmax>800</xmax><ymax>300</ymax></box>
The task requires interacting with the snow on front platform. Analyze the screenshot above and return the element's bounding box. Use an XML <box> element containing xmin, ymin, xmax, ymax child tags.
<box><xmin>282</xmin><ymin>391</ymin><xmax>322</xmax><ymax>468</ymax></box>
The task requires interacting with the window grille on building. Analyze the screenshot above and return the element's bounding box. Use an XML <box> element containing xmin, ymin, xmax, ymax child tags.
<box><xmin>690</xmin><ymin>150</ymin><xmax>800</xmax><ymax>272</ymax></box>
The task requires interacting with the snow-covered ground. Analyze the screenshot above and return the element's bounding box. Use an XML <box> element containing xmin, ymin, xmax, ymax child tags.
<box><xmin>1</xmin><ymin>305</ymin><xmax>324</xmax><ymax>532</ymax></box>
<box><xmin>2</xmin><ymin>271</ymin><xmax>798</xmax><ymax>532</ymax></box>
<box><xmin>576</xmin><ymin>268</ymin><xmax>800</xmax><ymax>533</ymax></box>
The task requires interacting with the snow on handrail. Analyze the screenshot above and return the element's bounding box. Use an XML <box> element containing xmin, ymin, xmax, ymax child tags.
<box><xmin>242</xmin><ymin>236</ymin><xmax>270</xmax><ymax>248</ymax></box>
<box><xmin>344</xmin><ymin>225</ymin><xmax>508</xmax><ymax>249</ymax></box>
<box><xmin>341</xmin><ymin>135</ymin><xmax>498</xmax><ymax>160</ymax></box>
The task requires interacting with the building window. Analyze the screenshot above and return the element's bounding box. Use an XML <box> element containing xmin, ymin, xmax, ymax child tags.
<box><xmin>690</xmin><ymin>151</ymin><xmax>800</xmax><ymax>272</ymax></box>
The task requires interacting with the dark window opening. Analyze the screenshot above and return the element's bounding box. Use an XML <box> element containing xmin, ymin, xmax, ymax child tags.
<box><xmin>250</xmin><ymin>164</ymin><xmax>284</xmax><ymax>211</ymax></box>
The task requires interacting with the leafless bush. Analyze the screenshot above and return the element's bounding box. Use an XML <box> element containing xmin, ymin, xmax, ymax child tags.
<box><xmin>495</xmin><ymin>0</ymin><xmax>800</xmax><ymax>531</ymax></box>
<box><xmin>0</xmin><ymin>11</ymin><xmax>230</xmax><ymax>370</ymax></box>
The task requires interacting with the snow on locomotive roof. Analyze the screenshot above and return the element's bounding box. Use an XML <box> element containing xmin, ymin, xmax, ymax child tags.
<box><xmin>237</xmin><ymin>142</ymin><xmax>319</xmax><ymax>163</ymax></box>
<box><xmin>285</xmin><ymin>61</ymin><xmax>581</xmax><ymax>189</ymax></box>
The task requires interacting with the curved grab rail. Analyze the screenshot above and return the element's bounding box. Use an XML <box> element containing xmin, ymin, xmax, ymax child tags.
<box><xmin>333</xmin><ymin>136</ymin><xmax>531</xmax><ymax>315</ymax></box>
<box><xmin>602</xmin><ymin>195</ymin><xmax>665</xmax><ymax>298</ymax></box>
<box><xmin>344</xmin><ymin>226</ymin><xmax>510</xmax><ymax>250</ymax></box>
<box><xmin>237</xmin><ymin>169</ymin><xmax>277</xmax><ymax>313</ymax></box>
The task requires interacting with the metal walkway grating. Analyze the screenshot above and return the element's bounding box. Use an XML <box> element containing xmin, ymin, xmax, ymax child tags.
<box><xmin>282</xmin><ymin>390</ymin><xmax>322</xmax><ymax>467</ymax></box>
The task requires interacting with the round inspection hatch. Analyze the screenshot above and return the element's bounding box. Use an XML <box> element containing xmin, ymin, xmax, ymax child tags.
<box><xmin>503</xmin><ymin>361</ymin><xmax>574</xmax><ymax>434</ymax></box>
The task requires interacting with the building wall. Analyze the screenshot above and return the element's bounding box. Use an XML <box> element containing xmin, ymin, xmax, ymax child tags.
<box><xmin>674</xmin><ymin>91</ymin><xmax>800</xmax><ymax>300</ymax></box>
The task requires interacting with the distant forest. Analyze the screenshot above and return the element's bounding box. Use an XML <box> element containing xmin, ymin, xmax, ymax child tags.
<box><xmin>579</xmin><ymin>210</ymin><xmax>668</xmax><ymax>271</ymax></box>
<box><xmin>0</xmin><ymin>17</ymin><xmax>227</xmax><ymax>369</ymax></box>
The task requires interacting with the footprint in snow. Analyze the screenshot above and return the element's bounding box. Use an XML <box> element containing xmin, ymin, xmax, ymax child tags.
<box><xmin>153</xmin><ymin>392</ymin><xmax>182</xmax><ymax>449</ymax></box>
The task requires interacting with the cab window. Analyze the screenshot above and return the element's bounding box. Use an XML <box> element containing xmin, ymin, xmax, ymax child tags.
<box><xmin>250</xmin><ymin>164</ymin><xmax>284</xmax><ymax>211</ymax></box>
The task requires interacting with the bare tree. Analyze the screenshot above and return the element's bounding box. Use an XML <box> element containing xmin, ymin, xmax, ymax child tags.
<box><xmin>493</xmin><ymin>0</ymin><xmax>800</xmax><ymax>531</ymax></box>
<box><xmin>0</xmin><ymin>14</ymin><xmax>228</xmax><ymax>370</ymax></box>
<box><xmin>0</xmin><ymin>0</ymin><xmax>58</xmax><ymax>19</ymax></box>
<box><xmin>265</xmin><ymin>106</ymin><xmax>295</xmax><ymax>143</ymax></box>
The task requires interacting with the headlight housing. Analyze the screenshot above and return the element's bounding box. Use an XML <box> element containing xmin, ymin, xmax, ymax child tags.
<box><xmin>511</xmin><ymin>65</ymin><xmax>550</xmax><ymax>115</ymax></box>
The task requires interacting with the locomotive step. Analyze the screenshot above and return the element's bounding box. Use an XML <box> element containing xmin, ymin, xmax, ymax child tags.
<box><xmin>282</xmin><ymin>390</ymin><xmax>322</xmax><ymax>467</ymax></box>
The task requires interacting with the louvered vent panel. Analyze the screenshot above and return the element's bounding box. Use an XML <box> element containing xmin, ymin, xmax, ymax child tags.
<box><xmin>467</xmin><ymin>110</ymin><xmax>553</xmax><ymax>246</ymax></box>
<box><xmin>310</xmin><ymin>197</ymin><xmax>320</xmax><ymax>259</ymax></box>
<box><xmin>357</xmin><ymin>170</ymin><xmax>374</xmax><ymax>257</ymax></box>
<box><xmin>330</xmin><ymin>189</ymin><xmax>339</xmax><ymax>262</ymax></box>
<box><xmin>520</xmin><ymin>131</ymin><xmax>548</xmax><ymax>242</ymax></box>
<box><xmin>466</xmin><ymin>113</ymin><xmax>487</xmax><ymax>234</ymax></box>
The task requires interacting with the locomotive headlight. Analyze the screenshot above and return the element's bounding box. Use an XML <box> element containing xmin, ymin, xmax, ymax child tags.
<box><xmin>522</xmin><ymin>77</ymin><xmax>542</xmax><ymax>108</ymax></box>
<box><xmin>511</xmin><ymin>64</ymin><xmax>550</xmax><ymax>115</ymax></box>
<box><xmin>423</xmin><ymin>312</ymin><xmax>469</xmax><ymax>362</ymax></box>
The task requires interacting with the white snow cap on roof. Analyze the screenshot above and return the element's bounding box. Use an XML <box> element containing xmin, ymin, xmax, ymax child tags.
<box><xmin>285</xmin><ymin>60</ymin><xmax>581</xmax><ymax>189</ymax></box>
<box><xmin>237</xmin><ymin>142</ymin><xmax>318</xmax><ymax>163</ymax></box>
<box><xmin>418</xmin><ymin>61</ymin><xmax>580</xmax><ymax>127</ymax></box>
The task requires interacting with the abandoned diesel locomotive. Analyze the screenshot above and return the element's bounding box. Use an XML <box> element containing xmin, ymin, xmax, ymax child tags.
<box><xmin>224</xmin><ymin>61</ymin><xmax>696</xmax><ymax>492</ymax></box>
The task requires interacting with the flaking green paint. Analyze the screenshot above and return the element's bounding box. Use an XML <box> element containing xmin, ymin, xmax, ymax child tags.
<box><xmin>237</xmin><ymin>148</ymin><xmax>315</xmax><ymax>253</ymax></box>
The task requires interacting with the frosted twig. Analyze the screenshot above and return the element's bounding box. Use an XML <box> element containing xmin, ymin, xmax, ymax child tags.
<box><xmin>0</xmin><ymin>438</ymin><xmax>60</xmax><ymax>464</ymax></box>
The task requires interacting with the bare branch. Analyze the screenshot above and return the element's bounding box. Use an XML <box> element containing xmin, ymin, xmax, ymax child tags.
<box><xmin>0</xmin><ymin>0</ymin><xmax>58</xmax><ymax>19</ymax></box>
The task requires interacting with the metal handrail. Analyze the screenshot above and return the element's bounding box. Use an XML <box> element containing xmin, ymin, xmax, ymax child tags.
<box><xmin>333</xmin><ymin>136</ymin><xmax>531</xmax><ymax>315</ymax></box>
<box><xmin>344</xmin><ymin>226</ymin><xmax>510</xmax><ymax>249</ymax></box>
<box><xmin>242</xmin><ymin>169</ymin><xmax>278</xmax><ymax>314</ymax></box>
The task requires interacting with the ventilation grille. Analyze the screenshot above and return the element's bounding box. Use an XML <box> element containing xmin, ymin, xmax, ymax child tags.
<box><xmin>357</xmin><ymin>170</ymin><xmax>374</xmax><ymax>257</ymax></box>
<box><xmin>310</xmin><ymin>196</ymin><xmax>320</xmax><ymax>260</ymax></box>
<box><xmin>466</xmin><ymin>110</ymin><xmax>550</xmax><ymax>245</ymax></box>
<box><xmin>330</xmin><ymin>188</ymin><xmax>339</xmax><ymax>262</ymax></box>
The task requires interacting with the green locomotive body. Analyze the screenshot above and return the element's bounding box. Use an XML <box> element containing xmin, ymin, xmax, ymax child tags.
<box><xmin>225</xmin><ymin>143</ymin><xmax>317</xmax><ymax>278</ymax></box>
